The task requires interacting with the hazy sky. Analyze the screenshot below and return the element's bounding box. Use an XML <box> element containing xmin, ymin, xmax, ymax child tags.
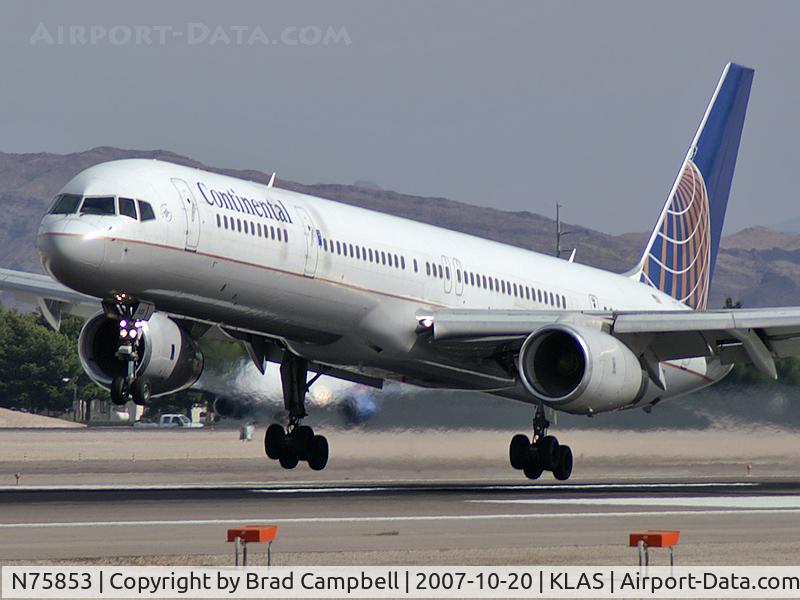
<box><xmin>1</xmin><ymin>1</ymin><xmax>799</xmax><ymax>234</ymax></box>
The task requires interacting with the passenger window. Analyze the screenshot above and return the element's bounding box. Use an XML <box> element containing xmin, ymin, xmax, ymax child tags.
<box><xmin>445</xmin><ymin>267</ymin><xmax>450</xmax><ymax>280</ymax></box>
<box><xmin>488</xmin><ymin>278</ymin><xmax>494</xmax><ymax>291</ymax></box>
<box><xmin>118</xmin><ymin>197</ymin><xmax>137</xmax><ymax>220</ymax></box>
<box><xmin>401</xmin><ymin>256</ymin><xmax>406</xmax><ymax>270</ymax></box>
<box><xmin>80</xmin><ymin>196</ymin><xmax>116</xmax><ymax>216</ymax></box>
<box><xmin>413</xmin><ymin>259</ymin><xmax>418</xmax><ymax>272</ymax></box>
<box><xmin>525</xmin><ymin>287</ymin><xmax>531</xmax><ymax>300</ymax></box>
<box><xmin>426</xmin><ymin>262</ymin><xmax>431</xmax><ymax>276</ymax></box>
<box><xmin>562</xmin><ymin>295</ymin><xmax>567</xmax><ymax>308</ymax></box>
<box><xmin>139</xmin><ymin>200</ymin><xmax>156</xmax><ymax>221</ymax></box>
<box><xmin>284</xmin><ymin>230</ymin><xmax>288</xmax><ymax>242</ymax></box>
<box><xmin>216</xmin><ymin>214</ymin><xmax>221</xmax><ymax>228</ymax></box>
<box><xmin>550</xmin><ymin>292</ymin><xmax>555</xmax><ymax>305</ymax></box>
<box><xmin>49</xmin><ymin>193</ymin><xmax>82</xmax><ymax>215</ymax></box>
<box><xmin>355</xmin><ymin>246</ymin><xmax>360</xmax><ymax>259</ymax></box>
<box><xmin>270</xmin><ymin>226</ymin><xmax>276</xmax><ymax>239</ymax></box>
<box><xmin>381</xmin><ymin>251</ymin><xmax>386</xmax><ymax>265</ymax></box>
<box><xmin>350</xmin><ymin>244</ymin><xmax>355</xmax><ymax>257</ymax></box>
<box><xmin>277</xmin><ymin>228</ymin><xmax>282</xmax><ymax>242</ymax></box>
<box><xmin>368</xmin><ymin>249</ymin><xmax>374</xmax><ymax>262</ymax></box>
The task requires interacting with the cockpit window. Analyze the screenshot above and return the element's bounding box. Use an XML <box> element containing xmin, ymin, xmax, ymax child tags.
<box><xmin>138</xmin><ymin>200</ymin><xmax>156</xmax><ymax>221</ymax></box>
<box><xmin>49</xmin><ymin>194</ymin><xmax>82</xmax><ymax>214</ymax></box>
<box><xmin>118</xmin><ymin>197</ymin><xmax>137</xmax><ymax>220</ymax></box>
<box><xmin>80</xmin><ymin>196</ymin><xmax>116</xmax><ymax>216</ymax></box>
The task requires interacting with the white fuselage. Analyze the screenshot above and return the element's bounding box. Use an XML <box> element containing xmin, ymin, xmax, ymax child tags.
<box><xmin>37</xmin><ymin>159</ymin><xmax>727</xmax><ymax>414</ymax></box>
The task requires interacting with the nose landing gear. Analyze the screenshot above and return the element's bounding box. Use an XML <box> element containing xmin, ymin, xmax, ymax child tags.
<box><xmin>264</xmin><ymin>354</ymin><xmax>330</xmax><ymax>471</ymax></box>
<box><xmin>105</xmin><ymin>295</ymin><xmax>153</xmax><ymax>407</ymax></box>
<box><xmin>509</xmin><ymin>404</ymin><xmax>573</xmax><ymax>481</ymax></box>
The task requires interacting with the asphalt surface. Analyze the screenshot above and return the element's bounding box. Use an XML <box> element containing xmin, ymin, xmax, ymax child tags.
<box><xmin>2</xmin><ymin>479</ymin><xmax>800</xmax><ymax>563</ymax></box>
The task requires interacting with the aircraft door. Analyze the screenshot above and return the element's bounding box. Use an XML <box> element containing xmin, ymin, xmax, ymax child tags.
<box><xmin>441</xmin><ymin>255</ymin><xmax>453</xmax><ymax>293</ymax></box>
<box><xmin>295</xmin><ymin>206</ymin><xmax>318</xmax><ymax>277</ymax></box>
<box><xmin>452</xmin><ymin>257</ymin><xmax>464</xmax><ymax>296</ymax></box>
<box><xmin>171</xmin><ymin>178</ymin><xmax>200</xmax><ymax>251</ymax></box>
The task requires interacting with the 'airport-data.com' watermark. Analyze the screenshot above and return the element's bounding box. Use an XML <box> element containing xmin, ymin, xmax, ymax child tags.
<box><xmin>30</xmin><ymin>22</ymin><xmax>352</xmax><ymax>47</ymax></box>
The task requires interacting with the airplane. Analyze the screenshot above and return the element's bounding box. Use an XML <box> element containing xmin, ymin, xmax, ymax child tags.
<box><xmin>2</xmin><ymin>62</ymin><xmax>796</xmax><ymax>481</ymax></box>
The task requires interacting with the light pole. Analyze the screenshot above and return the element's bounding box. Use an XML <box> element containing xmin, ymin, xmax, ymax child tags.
<box><xmin>62</xmin><ymin>377</ymin><xmax>80</xmax><ymax>421</ymax></box>
<box><xmin>555</xmin><ymin>203</ymin><xmax>573</xmax><ymax>259</ymax></box>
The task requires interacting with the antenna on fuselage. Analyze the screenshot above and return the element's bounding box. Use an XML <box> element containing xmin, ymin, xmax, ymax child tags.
<box><xmin>267</xmin><ymin>172</ymin><xmax>276</xmax><ymax>188</ymax></box>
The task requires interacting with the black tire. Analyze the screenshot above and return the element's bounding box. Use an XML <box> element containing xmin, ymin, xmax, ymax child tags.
<box><xmin>294</xmin><ymin>425</ymin><xmax>315</xmax><ymax>460</ymax></box>
<box><xmin>307</xmin><ymin>435</ymin><xmax>329</xmax><ymax>471</ymax></box>
<box><xmin>509</xmin><ymin>434</ymin><xmax>530</xmax><ymax>470</ymax></box>
<box><xmin>264</xmin><ymin>424</ymin><xmax>285</xmax><ymax>460</ymax></box>
<box><xmin>278</xmin><ymin>445</ymin><xmax>299</xmax><ymax>469</ymax></box>
<box><xmin>523</xmin><ymin>453</ymin><xmax>544</xmax><ymax>480</ymax></box>
<box><xmin>131</xmin><ymin>378</ymin><xmax>151</xmax><ymax>406</ymax></box>
<box><xmin>552</xmin><ymin>445</ymin><xmax>573</xmax><ymax>481</ymax></box>
<box><xmin>110</xmin><ymin>377</ymin><xmax>128</xmax><ymax>405</ymax></box>
<box><xmin>538</xmin><ymin>435</ymin><xmax>559</xmax><ymax>470</ymax></box>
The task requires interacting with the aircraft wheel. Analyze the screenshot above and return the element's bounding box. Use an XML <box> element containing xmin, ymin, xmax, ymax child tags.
<box><xmin>509</xmin><ymin>434</ymin><xmax>530</xmax><ymax>470</ymax></box>
<box><xmin>523</xmin><ymin>452</ymin><xmax>544</xmax><ymax>480</ymax></box>
<box><xmin>293</xmin><ymin>425</ymin><xmax>315</xmax><ymax>459</ymax></box>
<box><xmin>538</xmin><ymin>435</ymin><xmax>559</xmax><ymax>470</ymax></box>
<box><xmin>110</xmin><ymin>376</ymin><xmax>128</xmax><ymax>405</ymax></box>
<box><xmin>264</xmin><ymin>424</ymin><xmax>285</xmax><ymax>460</ymax></box>
<box><xmin>307</xmin><ymin>435</ymin><xmax>329</xmax><ymax>471</ymax></box>
<box><xmin>131</xmin><ymin>378</ymin><xmax>151</xmax><ymax>406</ymax></box>
<box><xmin>552</xmin><ymin>445</ymin><xmax>573</xmax><ymax>481</ymax></box>
<box><xmin>278</xmin><ymin>445</ymin><xmax>299</xmax><ymax>469</ymax></box>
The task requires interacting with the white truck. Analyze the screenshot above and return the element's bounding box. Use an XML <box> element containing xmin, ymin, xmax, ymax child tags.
<box><xmin>133</xmin><ymin>414</ymin><xmax>204</xmax><ymax>428</ymax></box>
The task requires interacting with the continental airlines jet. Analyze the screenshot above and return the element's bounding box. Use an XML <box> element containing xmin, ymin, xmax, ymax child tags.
<box><xmin>0</xmin><ymin>63</ymin><xmax>792</xmax><ymax>480</ymax></box>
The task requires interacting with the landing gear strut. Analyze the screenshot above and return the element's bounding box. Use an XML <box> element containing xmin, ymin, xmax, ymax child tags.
<box><xmin>509</xmin><ymin>404</ymin><xmax>573</xmax><ymax>481</ymax></box>
<box><xmin>264</xmin><ymin>354</ymin><xmax>329</xmax><ymax>471</ymax></box>
<box><xmin>105</xmin><ymin>295</ymin><xmax>152</xmax><ymax>407</ymax></box>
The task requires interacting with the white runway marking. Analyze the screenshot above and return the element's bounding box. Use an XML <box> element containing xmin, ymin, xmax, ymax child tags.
<box><xmin>0</xmin><ymin>481</ymin><xmax>758</xmax><ymax>493</ymax></box>
<box><xmin>469</xmin><ymin>495</ymin><xmax>800</xmax><ymax>509</ymax></box>
<box><xmin>1</xmin><ymin>508</ymin><xmax>799</xmax><ymax>529</ymax></box>
<box><xmin>247</xmin><ymin>482</ymin><xmax>759</xmax><ymax>494</ymax></box>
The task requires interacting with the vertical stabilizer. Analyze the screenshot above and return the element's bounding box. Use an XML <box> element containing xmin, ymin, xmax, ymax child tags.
<box><xmin>633</xmin><ymin>63</ymin><xmax>754</xmax><ymax>310</ymax></box>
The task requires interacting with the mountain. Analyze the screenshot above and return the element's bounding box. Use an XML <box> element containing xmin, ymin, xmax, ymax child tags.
<box><xmin>0</xmin><ymin>147</ymin><xmax>796</xmax><ymax>308</ymax></box>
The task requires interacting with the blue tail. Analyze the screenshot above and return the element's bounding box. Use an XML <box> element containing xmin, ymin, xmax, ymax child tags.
<box><xmin>634</xmin><ymin>63</ymin><xmax>754</xmax><ymax>310</ymax></box>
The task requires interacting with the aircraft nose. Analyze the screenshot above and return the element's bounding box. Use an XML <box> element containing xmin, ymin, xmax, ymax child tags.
<box><xmin>37</xmin><ymin>217</ymin><xmax>107</xmax><ymax>280</ymax></box>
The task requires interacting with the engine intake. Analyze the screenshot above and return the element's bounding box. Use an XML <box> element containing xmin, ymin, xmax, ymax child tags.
<box><xmin>518</xmin><ymin>323</ymin><xmax>646</xmax><ymax>414</ymax></box>
<box><xmin>79</xmin><ymin>312</ymin><xmax>204</xmax><ymax>397</ymax></box>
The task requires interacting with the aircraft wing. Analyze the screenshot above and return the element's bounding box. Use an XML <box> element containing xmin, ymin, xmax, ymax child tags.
<box><xmin>0</xmin><ymin>267</ymin><xmax>100</xmax><ymax>328</ymax></box>
<box><xmin>418</xmin><ymin>307</ymin><xmax>800</xmax><ymax>380</ymax></box>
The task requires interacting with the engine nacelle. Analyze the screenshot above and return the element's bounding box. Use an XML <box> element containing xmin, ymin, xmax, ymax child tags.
<box><xmin>517</xmin><ymin>323</ymin><xmax>646</xmax><ymax>414</ymax></box>
<box><xmin>79</xmin><ymin>312</ymin><xmax>204</xmax><ymax>397</ymax></box>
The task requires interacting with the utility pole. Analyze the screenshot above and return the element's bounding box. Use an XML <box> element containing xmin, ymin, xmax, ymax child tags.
<box><xmin>555</xmin><ymin>203</ymin><xmax>573</xmax><ymax>259</ymax></box>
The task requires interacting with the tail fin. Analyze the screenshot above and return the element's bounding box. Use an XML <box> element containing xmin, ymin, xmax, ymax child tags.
<box><xmin>633</xmin><ymin>62</ymin><xmax>754</xmax><ymax>310</ymax></box>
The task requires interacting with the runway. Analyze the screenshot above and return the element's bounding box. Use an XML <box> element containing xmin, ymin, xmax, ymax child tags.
<box><xmin>2</xmin><ymin>479</ymin><xmax>800</xmax><ymax>565</ymax></box>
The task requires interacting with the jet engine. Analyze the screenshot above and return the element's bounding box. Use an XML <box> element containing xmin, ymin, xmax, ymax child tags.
<box><xmin>517</xmin><ymin>323</ymin><xmax>646</xmax><ymax>414</ymax></box>
<box><xmin>78</xmin><ymin>312</ymin><xmax>204</xmax><ymax>397</ymax></box>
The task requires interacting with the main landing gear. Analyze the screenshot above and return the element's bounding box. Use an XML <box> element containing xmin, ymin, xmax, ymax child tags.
<box><xmin>106</xmin><ymin>295</ymin><xmax>152</xmax><ymax>407</ymax></box>
<box><xmin>509</xmin><ymin>404</ymin><xmax>573</xmax><ymax>481</ymax></box>
<box><xmin>264</xmin><ymin>354</ymin><xmax>329</xmax><ymax>471</ymax></box>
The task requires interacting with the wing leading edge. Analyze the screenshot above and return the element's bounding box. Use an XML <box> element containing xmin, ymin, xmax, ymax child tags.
<box><xmin>419</xmin><ymin>307</ymin><xmax>800</xmax><ymax>381</ymax></box>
